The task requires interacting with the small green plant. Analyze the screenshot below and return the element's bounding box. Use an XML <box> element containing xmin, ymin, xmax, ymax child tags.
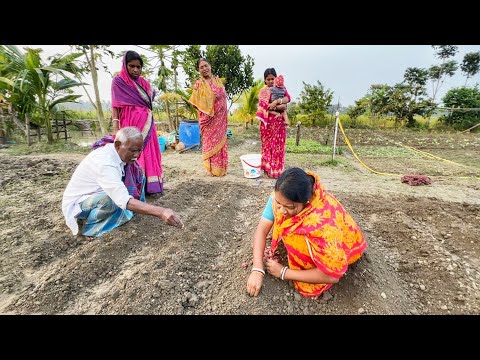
<box><xmin>322</xmin><ymin>159</ymin><xmax>340</xmax><ymax>166</ymax></box>
<box><xmin>286</xmin><ymin>138</ymin><xmax>332</xmax><ymax>154</ymax></box>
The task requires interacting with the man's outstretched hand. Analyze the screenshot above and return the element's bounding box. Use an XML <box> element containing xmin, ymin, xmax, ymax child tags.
<box><xmin>161</xmin><ymin>208</ymin><xmax>184</xmax><ymax>229</ymax></box>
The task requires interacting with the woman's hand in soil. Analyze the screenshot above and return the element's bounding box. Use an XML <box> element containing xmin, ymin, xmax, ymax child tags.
<box><xmin>246</xmin><ymin>271</ymin><xmax>264</xmax><ymax>297</ymax></box>
<box><xmin>265</xmin><ymin>258</ymin><xmax>284</xmax><ymax>279</ymax></box>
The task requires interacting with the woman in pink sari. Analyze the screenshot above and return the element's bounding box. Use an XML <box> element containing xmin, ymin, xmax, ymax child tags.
<box><xmin>255</xmin><ymin>68</ymin><xmax>291</xmax><ymax>179</ymax></box>
<box><xmin>111</xmin><ymin>50</ymin><xmax>163</xmax><ymax>195</ymax></box>
<box><xmin>189</xmin><ymin>58</ymin><xmax>228</xmax><ymax>176</ymax></box>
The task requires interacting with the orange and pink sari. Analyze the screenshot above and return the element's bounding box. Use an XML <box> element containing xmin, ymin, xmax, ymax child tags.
<box><xmin>256</xmin><ymin>85</ymin><xmax>291</xmax><ymax>178</ymax></box>
<box><xmin>270</xmin><ymin>171</ymin><xmax>367</xmax><ymax>297</ymax></box>
<box><xmin>189</xmin><ymin>76</ymin><xmax>228</xmax><ymax>176</ymax></box>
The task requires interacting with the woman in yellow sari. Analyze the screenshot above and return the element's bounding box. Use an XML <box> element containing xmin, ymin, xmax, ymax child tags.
<box><xmin>246</xmin><ymin>167</ymin><xmax>367</xmax><ymax>298</ymax></box>
<box><xmin>189</xmin><ymin>58</ymin><xmax>228</xmax><ymax>176</ymax></box>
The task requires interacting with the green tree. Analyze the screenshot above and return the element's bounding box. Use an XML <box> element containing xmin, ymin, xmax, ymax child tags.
<box><xmin>403</xmin><ymin>67</ymin><xmax>429</xmax><ymax>101</ymax></box>
<box><xmin>297</xmin><ymin>81</ymin><xmax>333</xmax><ymax>125</ymax></box>
<box><xmin>403</xmin><ymin>67</ymin><xmax>437</xmax><ymax>124</ymax></box>
<box><xmin>287</xmin><ymin>101</ymin><xmax>300</xmax><ymax>123</ymax></box>
<box><xmin>460</xmin><ymin>52</ymin><xmax>480</xmax><ymax>86</ymax></box>
<box><xmin>429</xmin><ymin>45</ymin><xmax>459</xmax><ymax>102</ymax></box>
<box><xmin>366</xmin><ymin>84</ymin><xmax>390</xmax><ymax>118</ymax></box>
<box><xmin>441</xmin><ymin>86</ymin><xmax>480</xmax><ymax>130</ymax></box>
<box><xmin>346</xmin><ymin>97</ymin><xmax>369</xmax><ymax>126</ymax></box>
<box><xmin>385</xmin><ymin>83</ymin><xmax>435</xmax><ymax>128</ymax></box>
<box><xmin>180</xmin><ymin>45</ymin><xmax>203</xmax><ymax>86</ymax></box>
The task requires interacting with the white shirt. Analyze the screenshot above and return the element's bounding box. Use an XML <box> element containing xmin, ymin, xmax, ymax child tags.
<box><xmin>62</xmin><ymin>143</ymin><xmax>132</xmax><ymax>235</ymax></box>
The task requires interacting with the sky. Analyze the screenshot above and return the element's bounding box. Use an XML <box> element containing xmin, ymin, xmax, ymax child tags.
<box><xmin>19</xmin><ymin>45</ymin><xmax>480</xmax><ymax>108</ymax></box>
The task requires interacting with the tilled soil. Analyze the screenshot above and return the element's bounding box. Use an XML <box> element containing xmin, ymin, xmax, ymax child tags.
<box><xmin>1</xmin><ymin>128</ymin><xmax>479</xmax><ymax>315</ymax></box>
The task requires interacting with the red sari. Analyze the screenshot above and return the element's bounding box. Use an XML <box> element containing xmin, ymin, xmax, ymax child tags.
<box><xmin>270</xmin><ymin>171</ymin><xmax>367</xmax><ymax>297</ymax></box>
<box><xmin>256</xmin><ymin>85</ymin><xmax>291</xmax><ymax>178</ymax></box>
<box><xmin>189</xmin><ymin>76</ymin><xmax>228</xmax><ymax>176</ymax></box>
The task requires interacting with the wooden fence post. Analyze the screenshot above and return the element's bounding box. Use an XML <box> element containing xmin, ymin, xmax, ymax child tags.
<box><xmin>295</xmin><ymin>121</ymin><xmax>301</xmax><ymax>146</ymax></box>
<box><xmin>63</xmin><ymin>115</ymin><xmax>68</xmax><ymax>141</ymax></box>
<box><xmin>56</xmin><ymin>117</ymin><xmax>59</xmax><ymax>140</ymax></box>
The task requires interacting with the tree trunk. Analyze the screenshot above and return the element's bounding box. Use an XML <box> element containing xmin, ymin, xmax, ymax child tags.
<box><xmin>25</xmin><ymin>114</ymin><xmax>31</xmax><ymax>146</ymax></box>
<box><xmin>174</xmin><ymin>73</ymin><xmax>179</xmax><ymax>126</ymax></box>
<box><xmin>166</xmin><ymin>101</ymin><xmax>173</xmax><ymax>132</ymax></box>
<box><xmin>11</xmin><ymin>111</ymin><xmax>26</xmax><ymax>132</ymax></box>
<box><xmin>89</xmin><ymin>47</ymin><xmax>108</xmax><ymax>134</ymax></box>
<box><xmin>406</xmin><ymin>114</ymin><xmax>416</xmax><ymax>128</ymax></box>
<box><xmin>45</xmin><ymin>115</ymin><xmax>54</xmax><ymax>143</ymax></box>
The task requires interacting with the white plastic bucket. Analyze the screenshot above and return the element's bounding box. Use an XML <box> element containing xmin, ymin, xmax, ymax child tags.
<box><xmin>240</xmin><ymin>154</ymin><xmax>262</xmax><ymax>178</ymax></box>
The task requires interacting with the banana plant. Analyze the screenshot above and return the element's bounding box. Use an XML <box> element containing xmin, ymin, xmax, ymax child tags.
<box><xmin>0</xmin><ymin>45</ymin><xmax>84</xmax><ymax>143</ymax></box>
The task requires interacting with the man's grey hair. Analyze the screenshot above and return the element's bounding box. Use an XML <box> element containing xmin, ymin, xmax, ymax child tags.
<box><xmin>115</xmin><ymin>127</ymin><xmax>143</xmax><ymax>144</ymax></box>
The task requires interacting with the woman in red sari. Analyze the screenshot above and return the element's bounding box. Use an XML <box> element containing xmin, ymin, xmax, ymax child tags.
<box><xmin>255</xmin><ymin>68</ymin><xmax>291</xmax><ymax>178</ymax></box>
<box><xmin>246</xmin><ymin>167</ymin><xmax>367</xmax><ymax>298</ymax></box>
<box><xmin>111</xmin><ymin>50</ymin><xmax>163</xmax><ymax>195</ymax></box>
<box><xmin>189</xmin><ymin>58</ymin><xmax>228</xmax><ymax>176</ymax></box>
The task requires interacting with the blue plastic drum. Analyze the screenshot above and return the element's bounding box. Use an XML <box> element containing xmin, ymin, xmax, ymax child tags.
<box><xmin>179</xmin><ymin>120</ymin><xmax>200</xmax><ymax>148</ymax></box>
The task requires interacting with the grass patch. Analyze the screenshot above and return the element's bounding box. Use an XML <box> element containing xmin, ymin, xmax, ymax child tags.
<box><xmin>286</xmin><ymin>138</ymin><xmax>342</xmax><ymax>154</ymax></box>
<box><xmin>286</xmin><ymin>153</ymin><xmax>351</xmax><ymax>170</ymax></box>
<box><xmin>1</xmin><ymin>130</ymin><xmax>99</xmax><ymax>156</ymax></box>
<box><xmin>2</xmin><ymin>140</ymin><xmax>91</xmax><ymax>156</ymax></box>
<box><xmin>353</xmin><ymin>145</ymin><xmax>422</xmax><ymax>158</ymax></box>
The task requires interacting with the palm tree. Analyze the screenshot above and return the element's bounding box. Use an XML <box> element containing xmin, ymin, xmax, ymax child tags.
<box><xmin>236</xmin><ymin>79</ymin><xmax>263</xmax><ymax>128</ymax></box>
<box><xmin>0</xmin><ymin>45</ymin><xmax>83</xmax><ymax>143</ymax></box>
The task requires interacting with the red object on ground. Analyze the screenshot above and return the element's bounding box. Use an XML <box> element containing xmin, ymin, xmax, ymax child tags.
<box><xmin>401</xmin><ymin>175</ymin><xmax>432</xmax><ymax>186</ymax></box>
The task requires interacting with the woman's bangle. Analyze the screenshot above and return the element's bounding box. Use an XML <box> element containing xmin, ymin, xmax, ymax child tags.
<box><xmin>251</xmin><ymin>267</ymin><xmax>265</xmax><ymax>276</ymax></box>
<box><xmin>280</xmin><ymin>266</ymin><xmax>288</xmax><ymax>280</ymax></box>
<box><xmin>279</xmin><ymin>99</ymin><xmax>283</xmax><ymax>105</ymax></box>
<box><xmin>112</xmin><ymin>118</ymin><xmax>119</xmax><ymax>123</ymax></box>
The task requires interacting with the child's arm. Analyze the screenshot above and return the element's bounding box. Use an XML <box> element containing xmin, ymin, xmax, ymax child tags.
<box><xmin>273</xmin><ymin>104</ymin><xmax>287</xmax><ymax>112</ymax></box>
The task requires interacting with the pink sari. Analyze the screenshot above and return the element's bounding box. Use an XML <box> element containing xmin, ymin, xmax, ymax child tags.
<box><xmin>190</xmin><ymin>77</ymin><xmax>228</xmax><ymax>176</ymax></box>
<box><xmin>257</xmin><ymin>85</ymin><xmax>291</xmax><ymax>178</ymax></box>
<box><xmin>111</xmin><ymin>53</ymin><xmax>163</xmax><ymax>194</ymax></box>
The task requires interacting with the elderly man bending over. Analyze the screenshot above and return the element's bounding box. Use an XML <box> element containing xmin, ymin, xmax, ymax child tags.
<box><xmin>62</xmin><ymin>126</ymin><xmax>183</xmax><ymax>237</ymax></box>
